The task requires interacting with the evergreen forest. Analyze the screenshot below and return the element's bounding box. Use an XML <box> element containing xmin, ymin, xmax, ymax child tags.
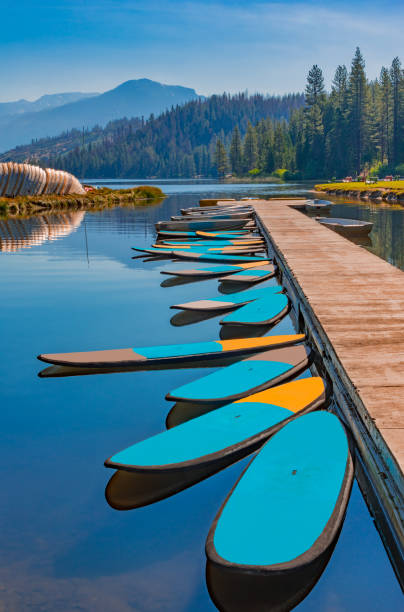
<box><xmin>5</xmin><ymin>48</ymin><xmax>403</xmax><ymax>180</ymax></box>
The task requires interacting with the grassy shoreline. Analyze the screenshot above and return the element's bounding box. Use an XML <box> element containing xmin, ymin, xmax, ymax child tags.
<box><xmin>315</xmin><ymin>181</ymin><xmax>404</xmax><ymax>202</ymax></box>
<box><xmin>0</xmin><ymin>185</ymin><xmax>166</xmax><ymax>217</ymax></box>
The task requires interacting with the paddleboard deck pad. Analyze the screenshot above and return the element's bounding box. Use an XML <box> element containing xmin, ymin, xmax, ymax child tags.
<box><xmin>37</xmin><ymin>334</ymin><xmax>305</xmax><ymax>367</ymax></box>
<box><xmin>206</xmin><ymin>411</ymin><xmax>353</xmax><ymax>612</ymax></box>
<box><xmin>166</xmin><ymin>345</ymin><xmax>311</xmax><ymax>403</ymax></box>
<box><xmin>105</xmin><ymin>377</ymin><xmax>327</xmax><ymax>474</ymax></box>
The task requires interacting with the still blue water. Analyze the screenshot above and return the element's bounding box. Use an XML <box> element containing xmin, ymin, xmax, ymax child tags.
<box><xmin>0</xmin><ymin>182</ymin><xmax>402</xmax><ymax>611</ymax></box>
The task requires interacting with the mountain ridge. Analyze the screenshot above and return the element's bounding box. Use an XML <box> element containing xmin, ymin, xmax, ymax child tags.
<box><xmin>0</xmin><ymin>79</ymin><xmax>201</xmax><ymax>152</ymax></box>
<box><xmin>0</xmin><ymin>92</ymin><xmax>98</xmax><ymax>120</ymax></box>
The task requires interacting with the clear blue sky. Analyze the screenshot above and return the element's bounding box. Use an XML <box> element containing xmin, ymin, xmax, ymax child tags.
<box><xmin>1</xmin><ymin>0</ymin><xmax>403</xmax><ymax>101</ymax></box>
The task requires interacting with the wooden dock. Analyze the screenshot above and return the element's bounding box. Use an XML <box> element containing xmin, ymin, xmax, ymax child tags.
<box><xmin>247</xmin><ymin>199</ymin><xmax>404</xmax><ymax>582</ymax></box>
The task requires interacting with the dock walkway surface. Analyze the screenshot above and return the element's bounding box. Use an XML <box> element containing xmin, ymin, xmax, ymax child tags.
<box><xmin>246</xmin><ymin>199</ymin><xmax>404</xmax><ymax>580</ymax></box>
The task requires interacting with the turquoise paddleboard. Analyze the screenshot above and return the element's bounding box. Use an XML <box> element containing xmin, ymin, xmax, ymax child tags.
<box><xmin>170</xmin><ymin>212</ymin><xmax>253</xmax><ymax>220</ymax></box>
<box><xmin>166</xmin><ymin>345</ymin><xmax>310</xmax><ymax>403</ymax></box>
<box><xmin>37</xmin><ymin>335</ymin><xmax>305</xmax><ymax>367</ymax></box>
<box><xmin>156</xmin><ymin>219</ymin><xmax>251</xmax><ymax>231</ymax></box>
<box><xmin>206</xmin><ymin>411</ymin><xmax>354</xmax><ymax>612</ymax></box>
<box><xmin>219</xmin><ymin>264</ymin><xmax>275</xmax><ymax>284</ymax></box>
<box><xmin>161</xmin><ymin>261</ymin><xmax>271</xmax><ymax>279</ymax></box>
<box><xmin>152</xmin><ymin>244</ymin><xmax>264</xmax><ymax>254</ymax></box>
<box><xmin>169</xmin><ymin>251</ymin><xmax>267</xmax><ymax>264</ymax></box>
<box><xmin>171</xmin><ymin>285</ymin><xmax>282</xmax><ymax>312</ymax></box>
<box><xmin>133</xmin><ymin>246</ymin><xmax>263</xmax><ymax>257</ymax></box>
<box><xmin>159</xmin><ymin>240</ymin><xmax>264</xmax><ymax>247</ymax></box>
<box><xmin>195</xmin><ymin>231</ymin><xmax>254</xmax><ymax>239</ymax></box>
<box><xmin>105</xmin><ymin>378</ymin><xmax>326</xmax><ymax>476</ymax></box>
<box><xmin>220</xmin><ymin>293</ymin><xmax>289</xmax><ymax>326</ymax></box>
<box><xmin>157</xmin><ymin>230</ymin><xmax>250</xmax><ymax>238</ymax></box>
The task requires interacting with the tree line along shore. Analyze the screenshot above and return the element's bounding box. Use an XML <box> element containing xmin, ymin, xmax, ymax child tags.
<box><xmin>3</xmin><ymin>48</ymin><xmax>401</xmax><ymax>183</ymax></box>
<box><xmin>0</xmin><ymin>185</ymin><xmax>165</xmax><ymax>217</ymax></box>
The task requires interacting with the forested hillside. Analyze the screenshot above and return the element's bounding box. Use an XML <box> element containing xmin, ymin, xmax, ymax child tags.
<box><xmin>2</xmin><ymin>49</ymin><xmax>403</xmax><ymax>179</ymax></box>
<box><xmin>1</xmin><ymin>92</ymin><xmax>304</xmax><ymax>178</ymax></box>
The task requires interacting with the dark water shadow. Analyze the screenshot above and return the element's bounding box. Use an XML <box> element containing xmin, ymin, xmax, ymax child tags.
<box><xmin>160</xmin><ymin>276</ymin><xmax>211</xmax><ymax>288</ymax></box>
<box><xmin>205</xmin><ymin>537</ymin><xmax>337</xmax><ymax>612</ymax></box>
<box><xmin>105</xmin><ymin>464</ymin><xmax>227</xmax><ymax>511</ymax></box>
<box><xmin>349</xmin><ymin>234</ymin><xmax>373</xmax><ymax>247</ymax></box>
<box><xmin>219</xmin><ymin>324</ymin><xmax>271</xmax><ymax>340</ymax></box>
<box><xmin>170</xmin><ymin>309</ymin><xmax>223</xmax><ymax>327</ymax></box>
<box><xmin>166</xmin><ymin>401</ymin><xmax>226</xmax><ymax>429</ymax></box>
<box><xmin>132</xmin><ymin>254</ymin><xmax>174</xmax><ymax>262</ymax></box>
<box><xmin>218</xmin><ymin>280</ymin><xmax>261</xmax><ymax>293</ymax></box>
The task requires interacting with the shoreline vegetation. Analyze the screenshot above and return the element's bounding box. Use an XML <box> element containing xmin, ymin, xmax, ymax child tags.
<box><xmin>315</xmin><ymin>181</ymin><xmax>404</xmax><ymax>202</ymax></box>
<box><xmin>0</xmin><ymin>185</ymin><xmax>166</xmax><ymax>217</ymax></box>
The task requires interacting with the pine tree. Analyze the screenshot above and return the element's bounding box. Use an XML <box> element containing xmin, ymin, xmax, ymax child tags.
<box><xmin>214</xmin><ymin>139</ymin><xmax>228</xmax><ymax>177</ymax></box>
<box><xmin>390</xmin><ymin>57</ymin><xmax>403</xmax><ymax>168</ymax></box>
<box><xmin>348</xmin><ymin>47</ymin><xmax>368</xmax><ymax>175</ymax></box>
<box><xmin>230</xmin><ymin>126</ymin><xmax>243</xmax><ymax>175</ymax></box>
<box><xmin>305</xmin><ymin>65</ymin><xmax>326</xmax><ymax>107</ymax></box>
<box><xmin>243</xmin><ymin>122</ymin><xmax>258</xmax><ymax>171</ymax></box>
<box><xmin>379</xmin><ymin>67</ymin><xmax>392</xmax><ymax>164</ymax></box>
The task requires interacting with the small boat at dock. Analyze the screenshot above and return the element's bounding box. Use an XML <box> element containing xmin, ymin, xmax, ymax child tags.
<box><xmin>316</xmin><ymin>217</ymin><xmax>373</xmax><ymax>236</ymax></box>
<box><xmin>305</xmin><ymin>199</ymin><xmax>332</xmax><ymax>213</ymax></box>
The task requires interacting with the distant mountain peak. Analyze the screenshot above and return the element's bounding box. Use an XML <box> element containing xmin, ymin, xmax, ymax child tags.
<box><xmin>0</xmin><ymin>79</ymin><xmax>201</xmax><ymax>152</ymax></box>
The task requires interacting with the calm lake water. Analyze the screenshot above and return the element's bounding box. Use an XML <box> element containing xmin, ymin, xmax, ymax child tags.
<box><xmin>0</xmin><ymin>180</ymin><xmax>402</xmax><ymax>611</ymax></box>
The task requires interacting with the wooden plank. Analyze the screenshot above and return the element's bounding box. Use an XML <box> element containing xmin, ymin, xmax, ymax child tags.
<box><xmin>253</xmin><ymin>198</ymin><xmax>404</xmax><ymax>470</ymax></box>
